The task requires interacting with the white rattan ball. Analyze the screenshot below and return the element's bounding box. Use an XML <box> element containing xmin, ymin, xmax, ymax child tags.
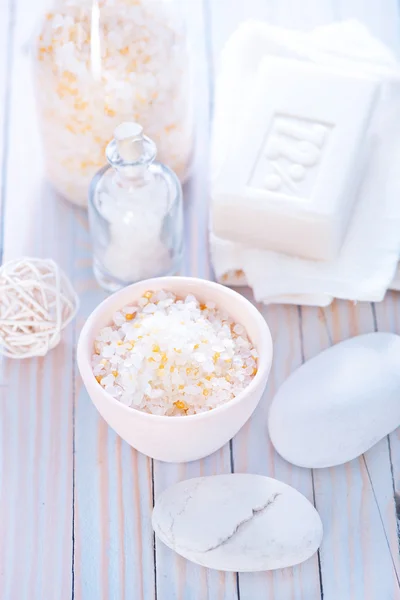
<box><xmin>0</xmin><ymin>257</ymin><xmax>79</xmax><ymax>359</ymax></box>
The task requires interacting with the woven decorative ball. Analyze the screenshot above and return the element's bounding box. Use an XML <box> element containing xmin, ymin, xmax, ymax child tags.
<box><xmin>0</xmin><ymin>257</ymin><xmax>79</xmax><ymax>359</ymax></box>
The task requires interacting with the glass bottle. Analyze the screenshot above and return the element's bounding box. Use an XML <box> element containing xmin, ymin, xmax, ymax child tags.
<box><xmin>33</xmin><ymin>0</ymin><xmax>193</xmax><ymax>207</ymax></box>
<box><xmin>89</xmin><ymin>122</ymin><xmax>184</xmax><ymax>292</ymax></box>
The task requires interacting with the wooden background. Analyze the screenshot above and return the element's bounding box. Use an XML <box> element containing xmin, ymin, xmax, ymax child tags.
<box><xmin>1</xmin><ymin>0</ymin><xmax>400</xmax><ymax>598</ymax></box>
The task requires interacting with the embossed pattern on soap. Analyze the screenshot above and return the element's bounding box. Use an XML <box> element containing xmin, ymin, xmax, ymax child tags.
<box><xmin>249</xmin><ymin>115</ymin><xmax>332</xmax><ymax>199</ymax></box>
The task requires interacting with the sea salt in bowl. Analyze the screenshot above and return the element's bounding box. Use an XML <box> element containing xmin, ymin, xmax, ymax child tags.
<box><xmin>77</xmin><ymin>277</ymin><xmax>273</xmax><ymax>462</ymax></box>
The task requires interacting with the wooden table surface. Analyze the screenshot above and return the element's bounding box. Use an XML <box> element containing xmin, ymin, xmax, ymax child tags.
<box><xmin>1</xmin><ymin>0</ymin><xmax>400</xmax><ymax>598</ymax></box>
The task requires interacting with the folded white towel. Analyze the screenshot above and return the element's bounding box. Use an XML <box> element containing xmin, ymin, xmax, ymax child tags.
<box><xmin>210</xmin><ymin>235</ymin><xmax>334</xmax><ymax>306</ymax></box>
<box><xmin>211</xmin><ymin>20</ymin><xmax>400</xmax><ymax>306</ymax></box>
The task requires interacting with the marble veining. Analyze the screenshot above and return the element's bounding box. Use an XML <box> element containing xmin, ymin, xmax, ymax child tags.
<box><xmin>152</xmin><ymin>474</ymin><xmax>323</xmax><ymax>572</ymax></box>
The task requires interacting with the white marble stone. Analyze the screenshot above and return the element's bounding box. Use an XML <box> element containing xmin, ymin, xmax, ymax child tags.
<box><xmin>152</xmin><ymin>474</ymin><xmax>323</xmax><ymax>572</ymax></box>
<box><xmin>269</xmin><ymin>332</ymin><xmax>400</xmax><ymax>468</ymax></box>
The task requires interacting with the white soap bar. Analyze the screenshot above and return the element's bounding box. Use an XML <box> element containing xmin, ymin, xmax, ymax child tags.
<box><xmin>152</xmin><ymin>474</ymin><xmax>323</xmax><ymax>572</ymax></box>
<box><xmin>211</xmin><ymin>20</ymin><xmax>397</xmax><ymax>183</ymax></box>
<box><xmin>212</xmin><ymin>56</ymin><xmax>380</xmax><ymax>261</ymax></box>
<box><xmin>268</xmin><ymin>333</ymin><xmax>400</xmax><ymax>468</ymax></box>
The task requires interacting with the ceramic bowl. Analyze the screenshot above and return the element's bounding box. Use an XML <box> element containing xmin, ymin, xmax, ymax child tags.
<box><xmin>77</xmin><ymin>277</ymin><xmax>273</xmax><ymax>463</ymax></box>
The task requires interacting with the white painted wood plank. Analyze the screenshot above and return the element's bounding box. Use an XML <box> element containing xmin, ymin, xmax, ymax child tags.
<box><xmin>73</xmin><ymin>219</ymin><xmax>156</xmax><ymax>600</ymax></box>
<box><xmin>0</xmin><ymin>0</ymin><xmax>156</xmax><ymax>597</ymax></box>
<box><xmin>0</xmin><ymin>0</ymin><xmax>75</xmax><ymax>599</ymax></box>
<box><xmin>154</xmin><ymin>452</ymin><xmax>237</xmax><ymax>600</ymax></box>
<box><xmin>301</xmin><ymin>301</ymin><xmax>400</xmax><ymax>600</ymax></box>
<box><xmin>324</xmin><ymin>2</ymin><xmax>400</xmax><ymax>594</ymax></box>
<box><xmin>209</xmin><ymin>1</ymin><xmax>400</xmax><ymax>598</ymax></box>
<box><xmin>373</xmin><ymin>292</ymin><xmax>400</xmax><ymax>559</ymax></box>
<box><xmin>0</xmin><ymin>0</ymin><xmax>13</xmax><ymax>257</ymax></box>
<box><xmin>208</xmin><ymin>2</ymin><xmax>335</xmax><ymax>598</ymax></box>
<box><xmin>1</xmin><ymin>0</ymin><xmax>45</xmax><ymax>263</ymax></box>
<box><xmin>153</xmin><ymin>2</ymin><xmax>237</xmax><ymax>598</ymax></box>
<box><xmin>71</xmin><ymin>0</ymin><xmax>213</xmax><ymax>597</ymax></box>
<box><xmin>0</xmin><ymin>353</ymin><xmax>73</xmax><ymax>600</ymax></box>
<box><xmin>333</xmin><ymin>20</ymin><xmax>400</xmax><ymax>570</ymax></box>
<box><xmin>233</xmin><ymin>300</ymin><xmax>322</xmax><ymax>600</ymax></box>
<box><xmin>1</xmin><ymin>0</ymin><xmax>399</xmax><ymax>599</ymax></box>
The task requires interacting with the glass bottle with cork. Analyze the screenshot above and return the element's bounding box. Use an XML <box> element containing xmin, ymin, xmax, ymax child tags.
<box><xmin>89</xmin><ymin>122</ymin><xmax>184</xmax><ymax>292</ymax></box>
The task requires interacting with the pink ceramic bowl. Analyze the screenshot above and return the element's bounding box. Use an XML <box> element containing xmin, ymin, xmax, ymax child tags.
<box><xmin>77</xmin><ymin>277</ymin><xmax>273</xmax><ymax>463</ymax></box>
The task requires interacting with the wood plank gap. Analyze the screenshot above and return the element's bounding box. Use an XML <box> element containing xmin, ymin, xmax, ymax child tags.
<box><xmin>0</xmin><ymin>0</ymin><xmax>16</xmax><ymax>263</ymax></box>
<box><xmin>229</xmin><ymin>439</ymin><xmax>235</xmax><ymax>473</ymax></box>
<box><xmin>151</xmin><ymin>458</ymin><xmax>158</xmax><ymax>600</ymax></box>
<box><xmin>367</xmin><ymin>300</ymin><xmax>399</xmax><ymax>567</ymax></box>
<box><xmin>311</xmin><ymin>469</ymin><xmax>325</xmax><ymax>600</ymax></box>
<box><xmin>71</xmin><ymin>208</ymin><xmax>78</xmax><ymax>600</ymax></box>
<box><xmin>371</xmin><ymin>303</ymin><xmax>378</xmax><ymax>331</ymax></box>
<box><xmin>235</xmin><ymin>574</ymin><xmax>241</xmax><ymax>600</ymax></box>
<box><xmin>368</xmin><ymin>295</ymin><xmax>400</xmax><ymax>593</ymax></box>
<box><xmin>387</xmin><ymin>435</ymin><xmax>400</xmax><ymax>543</ymax></box>
<box><xmin>214</xmin><ymin>2</ymin><xmax>237</xmax><ymax>596</ymax></box>
<box><xmin>299</xmin><ymin>306</ymin><xmax>324</xmax><ymax>600</ymax></box>
<box><xmin>297</xmin><ymin>306</ymin><xmax>305</xmax><ymax>363</ymax></box>
<box><xmin>362</xmin><ymin>454</ymin><xmax>400</xmax><ymax>587</ymax></box>
<box><xmin>228</xmin><ymin>438</ymin><xmax>240</xmax><ymax>598</ymax></box>
<box><xmin>71</xmin><ymin>373</ymin><xmax>76</xmax><ymax>600</ymax></box>
<box><xmin>319</xmin><ymin>308</ymin><xmax>333</xmax><ymax>345</ymax></box>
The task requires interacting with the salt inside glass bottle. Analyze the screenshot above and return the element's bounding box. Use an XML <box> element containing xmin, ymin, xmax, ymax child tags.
<box><xmin>33</xmin><ymin>0</ymin><xmax>193</xmax><ymax>207</ymax></box>
<box><xmin>89</xmin><ymin>122</ymin><xmax>183</xmax><ymax>292</ymax></box>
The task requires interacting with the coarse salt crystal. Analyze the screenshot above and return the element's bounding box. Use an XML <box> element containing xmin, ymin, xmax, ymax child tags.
<box><xmin>101</xmin><ymin>346</ymin><xmax>115</xmax><ymax>358</ymax></box>
<box><xmin>34</xmin><ymin>0</ymin><xmax>193</xmax><ymax>206</ymax></box>
<box><xmin>233</xmin><ymin>324</ymin><xmax>245</xmax><ymax>335</ymax></box>
<box><xmin>91</xmin><ymin>289</ymin><xmax>258</xmax><ymax>416</ymax></box>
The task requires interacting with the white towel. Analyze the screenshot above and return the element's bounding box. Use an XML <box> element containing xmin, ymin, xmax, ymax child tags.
<box><xmin>210</xmin><ymin>20</ymin><xmax>400</xmax><ymax>306</ymax></box>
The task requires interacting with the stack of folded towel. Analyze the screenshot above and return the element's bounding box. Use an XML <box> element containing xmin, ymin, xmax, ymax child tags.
<box><xmin>210</xmin><ymin>20</ymin><xmax>400</xmax><ymax>306</ymax></box>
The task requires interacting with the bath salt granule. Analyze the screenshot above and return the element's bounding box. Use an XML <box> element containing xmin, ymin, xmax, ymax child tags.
<box><xmin>34</xmin><ymin>0</ymin><xmax>193</xmax><ymax>207</ymax></box>
<box><xmin>89</xmin><ymin>122</ymin><xmax>184</xmax><ymax>292</ymax></box>
<box><xmin>91</xmin><ymin>290</ymin><xmax>258</xmax><ymax>416</ymax></box>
